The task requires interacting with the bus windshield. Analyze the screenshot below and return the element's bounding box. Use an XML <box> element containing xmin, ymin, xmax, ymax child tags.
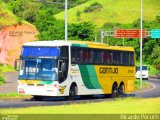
<box><xmin>19</xmin><ymin>58</ymin><xmax>58</xmax><ymax>81</ymax></box>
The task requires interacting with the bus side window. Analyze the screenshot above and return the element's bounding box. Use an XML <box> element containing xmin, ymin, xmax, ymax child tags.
<box><xmin>122</xmin><ymin>52</ymin><xmax>126</xmax><ymax>65</ymax></box>
<box><xmin>126</xmin><ymin>52</ymin><xmax>129</xmax><ymax>65</ymax></box>
<box><xmin>60</xmin><ymin>46</ymin><xmax>68</xmax><ymax>58</ymax></box>
<box><xmin>71</xmin><ymin>48</ymin><xmax>76</xmax><ymax>63</ymax></box>
<box><xmin>89</xmin><ymin>49</ymin><xmax>94</xmax><ymax>64</ymax></box>
<box><xmin>97</xmin><ymin>50</ymin><xmax>103</xmax><ymax>64</ymax></box>
<box><xmin>93</xmin><ymin>50</ymin><xmax>97</xmax><ymax>64</ymax></box>
<box><xmin>103</xmin><ymin>51</ymin><xmax>107</xmax><ymax>64</ymax></box>
<box><xmin>82</xmin><ymin>49</ymin><xmax>89</xmax><ymax>63</ymax></box>
<box><xmin>76</xmin><ymin>48</ymin><xmax>82</xmax><ymax>63</ymax></box>
<box><xmin>117</xmin><ymin>52</ymin><xmax>122</xmax><ymax>65</ymax></box>
<box><xmin>130</xmin><ymin>52</ymin><xmax>134</xmax><ymax>66</ymax></box>
<box><xmin>113</xmin><ymin>51</ymin><xmax>117</xmax><ymax>65</ymax></box>
<box><xmin>108</xmin><ymin>51</ymin><xmax>113</xmax><ymax>65</ymax></box>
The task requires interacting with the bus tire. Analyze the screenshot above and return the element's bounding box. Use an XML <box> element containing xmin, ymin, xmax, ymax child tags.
<box><xmin>33</xmin><ymin>96</ymin><xmax>43</xmax><ymax>101</ymax></box>
<box><xmin>111</xmin><ymin>83</ymin><xmax>119</xmax><ymax>98</ymax></box>
<box><xmin>119</xmin><ymin>84</ymin><xmax>124</xmax><ymax>96</ymax></box>
<box><xmin>68</xmin><ymin>84</ymin><xmax>77</xmax><ymax>100</ymax></box>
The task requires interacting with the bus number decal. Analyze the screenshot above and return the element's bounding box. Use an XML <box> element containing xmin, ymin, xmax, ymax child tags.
<box><xmin>128</xmin><ymin>70</ymin><xmax>134</xmax><ymax>73</ymax></box>
<box><xmin>99</xmin><ymin>67</ymin><xmax>118</xmax><ymax>74</ymax></box>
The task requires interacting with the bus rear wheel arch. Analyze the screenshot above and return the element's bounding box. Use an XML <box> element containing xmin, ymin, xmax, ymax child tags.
<box><xmin>119</xmin><ymin>82</ymin><xmax>125</xmax><ymax>96</ymax></box>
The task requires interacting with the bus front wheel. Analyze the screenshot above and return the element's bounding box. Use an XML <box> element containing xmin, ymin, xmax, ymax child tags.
<box><xmin>33</xmin><ymin>96</ymin><xmax>43</xmax><ymax>101</ymax></box>
<box><xmin>68</xmin><ymin>84</ymin><xmax>77</xmax><ymax>100</ymax></box>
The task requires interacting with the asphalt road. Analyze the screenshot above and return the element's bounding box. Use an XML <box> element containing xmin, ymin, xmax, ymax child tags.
<box><xmin>134</xmin><ymin>79</ymin><xmax>160</xmax><ymax>98</ymax></box>
<box><xmin>0</xmin><ymin>72</ymin><xmax>160</xmax><ymax>108</ymax></box>
<box><xmin>0</xmin><ymin>72</ymin><xmax>18</xmax><ymax>93</ymax></box>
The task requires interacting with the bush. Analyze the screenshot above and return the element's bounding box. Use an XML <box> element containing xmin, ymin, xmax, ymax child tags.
<box><xmin>0</xmin><ymin>75</ymin><xmax>5</xmax><ymax>84</ymax></box>
<box><xmin>156</xmin><ymin>13</ymin><xmax>160</xmax><ymax>23</ymax></box>
<box><xmin>84</xmin><ymin>2</ymin><xmax>103</xmax><ymax>13</ymax></box>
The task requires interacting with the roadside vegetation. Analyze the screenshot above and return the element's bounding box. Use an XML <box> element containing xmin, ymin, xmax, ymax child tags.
<box><xmin>135</xmin><ymin>79</ymin><xmax>149</xmax><ymax>91</ymax></box>
<box><xmin>0</xmin><ymin>92</ymin><xmax>30</xmax><ymax>99</ymax></box>
<box><xmin>0</xmin><ymin>63</ymin><xmax>15</xmax><ymax>85</ymax></box>
<box><xmin>0</xmin><ymin>97</ymin><xmax>160</xmax><ymax>114</ymax></box>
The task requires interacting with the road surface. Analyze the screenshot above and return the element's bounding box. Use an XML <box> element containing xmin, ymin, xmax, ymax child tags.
<box><xmin>0</xmin><ymin>72</ymin><xmax>18</xmax><ymax>93</ymax></box>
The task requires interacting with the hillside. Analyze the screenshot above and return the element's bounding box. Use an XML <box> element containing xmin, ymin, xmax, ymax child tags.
<box><xmin>0</xmin><ymin>2</ymin><xmax>39</xmax><ymax>66</ymax></box>
<box><xmin>55</xmin><ymin>0</ymin><xmax>160</xmax><ymax>26</ymax></box>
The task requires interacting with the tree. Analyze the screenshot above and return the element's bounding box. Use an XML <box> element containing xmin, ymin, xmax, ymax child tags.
<box><xmin>34</xmin><ymin>10</ymin><xmax>64</xmax><ymax>40</ymax></box>
<box><xmin>151</xmin><ymin>46</ymin><xmax>160</xmax><ymax>68</ymax></box>
<box><xmin>68</xmin><ymin>22</ymin><xmax>95</xmax><ymax>41</ymax></box>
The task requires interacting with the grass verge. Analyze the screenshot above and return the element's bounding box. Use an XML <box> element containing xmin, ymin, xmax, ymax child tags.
<box><xmin>0</xmin><ymin>92</ymin><xmax>31</xmax><ymax>100</ymax></box>
<box><xmin>0</xmin><ymin>75</ymin><xmax>5</xmax><ymax>85</ymax></box>
<box><xmin>0</xmin><ymin>97</ymin><xmax>160</xmax><ymax>114</ymax></box>
<box><xmin>135</xmin><ymin>79</ymin><xmax>149</xmax><ymax>91</ymax></box>
<box><xmin>0</xmin><ymin>64</ymin><xmax>15</xmax><ymax>85</ymax></box>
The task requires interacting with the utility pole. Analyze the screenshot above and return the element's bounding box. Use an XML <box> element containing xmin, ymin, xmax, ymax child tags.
<box><xmin>101</xmin><ymin>30</ymin><xmax>104</xmax><ymax>43</ymax></box>
<box><xmin>65</xmin><ymin>0</ymin><xmax>68</xmax><ymax>41</ymax></box>
<box><xmin>140</xmin><ymin>0</ymin><xmax>143</xmax><ymax>88</ymax></box>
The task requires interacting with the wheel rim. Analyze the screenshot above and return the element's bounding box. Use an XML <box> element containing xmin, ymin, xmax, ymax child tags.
<box><xmin>69</xmin><ymin>85</ymin><xmax>77</xmax><ymax>99</ymax></box>
<box><xmin>119</xmin><ymin>85</ymin><xmax>124</xmax><ymax>95</ymax></box>
<box><xmin>112</xmin><ymin>85</ymin><xmax>118</xmax><ymax>98</ymax></box>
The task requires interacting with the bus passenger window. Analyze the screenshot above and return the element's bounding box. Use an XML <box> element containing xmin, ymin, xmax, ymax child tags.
<box><xmin>82</xmin><ymin>49</ymin><xmax>88</xmax><ymax>63</ymax></box>
<box><xmin>89</xmin><ymin>50</ymin><xmax>94</xmax><ymax>64</ymax></box>
<box><xmin>118</xmin><ymin>52</ymin><xmax>122</xmax><ymax>65</ymax></box>
<box><xmin>122</xmin><ymin>52</ymin><xmax>127</xmax><ymax>65</ymax></box>
<box><xmin>129</xmin><ymin>53</ymin><xmax>134</xmax><ymax>66</ymax></box>
<box><xmin>108</xmin><ymin>51</ymin><xmax>113</xmax><ymax>65</ymax></box>
<box><xmin>113</xmin><ymin>52</ymin><xmax>117</xmax><ymax>65</ymax></box>
<box><xmin>126</xmin><ymin>53</ymin><xmax>129</xmax><ymax>65</ymax></box>
<box><xmin>131</xmin><ymin>53</ymin><xmax>134</xmax><ymax>66</ymax></box>
<box><xmin>71</xmin><ymin>48</ymin><xmax>76</xmax><ymax>63</ymax></box>
<box><xmin>76</xmin><ymin>48</ymin><xmax>82</xmax><ymax>63</ymax></box>
<box><xmin>103</xmin><ymin>51</ymin><xmax>107</xmax><ymax>64</ymax></box>
<box><xmin>93</xmin><ymin>50</ymin><xmax>97</xmax><ymax>64</ymax></box>
<box><xmin>97</xmin><ymin>51</ymin><xmax>100</xmax><ymax>64</ymax></box>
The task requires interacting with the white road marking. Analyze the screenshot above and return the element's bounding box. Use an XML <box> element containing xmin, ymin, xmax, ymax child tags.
<box><xmin>135</xmin><ymin>82</ymin><xmax>156</xmax><ymax>93</ymax></box>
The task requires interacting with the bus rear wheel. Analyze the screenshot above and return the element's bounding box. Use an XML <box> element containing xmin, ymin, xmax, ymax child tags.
<box><xmin>111</xmin><ymin>84</ymin><xmax>119</xmax><ymax>98</ymax></box>
<box><xmin>119</xmin><ymin>84</ymin><xmax>124</xmax><ymax>96</ymax></box>
<box><xmin>68</xmin><ymin>84</ymin><xmax>77</xmax><ymax>100</ymax></box>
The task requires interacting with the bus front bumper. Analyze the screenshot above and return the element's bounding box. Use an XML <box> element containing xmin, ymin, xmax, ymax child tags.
<box><xmin>18</xmin><ymin>85</ymin><xmax>59</xmax><ymax>96</ymax></box>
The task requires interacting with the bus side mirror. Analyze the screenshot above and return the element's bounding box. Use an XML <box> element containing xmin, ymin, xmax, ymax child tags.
<box><xmin>14</xmin><ymin>59</ymin><xmax>20</xmax><ymax>71</ymax></box>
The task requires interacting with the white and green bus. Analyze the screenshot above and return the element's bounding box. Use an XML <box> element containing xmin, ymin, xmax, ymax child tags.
<box><xmin>16</xmin><ymin>40</ymin><xmax>135</xmax><ymax>100</ymax></box>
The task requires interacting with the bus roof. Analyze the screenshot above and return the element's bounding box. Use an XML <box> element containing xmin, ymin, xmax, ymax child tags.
<box><xmin>23</xmin><ymin>40</ymin><xmax>134</xmax><ymax>52</ymax></box>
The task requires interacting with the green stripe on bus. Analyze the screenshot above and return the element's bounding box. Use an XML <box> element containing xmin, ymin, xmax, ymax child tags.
<box><xmin>41</xmin><ymin>81</ymin><xmax>53</xmax><ymax>84</ymax></box>
<box><xmin>78</xmin><ymin>65</ymin><xmax>101</xmax><ymax>89</ymax></box>
<box><xmin>86</xmin><ymin>65</ymin><xmax>101</xmax><ymax>89</ymax></box>
<box><xmin>72</xmin><ymin>44</ymin><xmax>87</xmax><ymax>47</ymax></box>
<box><xmin>79</xmin><ymin>65</ymin><xmax>93</xmax><ymax>89</ymax></box>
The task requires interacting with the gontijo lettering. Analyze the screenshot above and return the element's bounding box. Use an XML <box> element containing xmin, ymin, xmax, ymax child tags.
<box><xmin>99</xmin><ymin>67</ymin><xmax>118</xmax><ymax>74</ymax></box>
